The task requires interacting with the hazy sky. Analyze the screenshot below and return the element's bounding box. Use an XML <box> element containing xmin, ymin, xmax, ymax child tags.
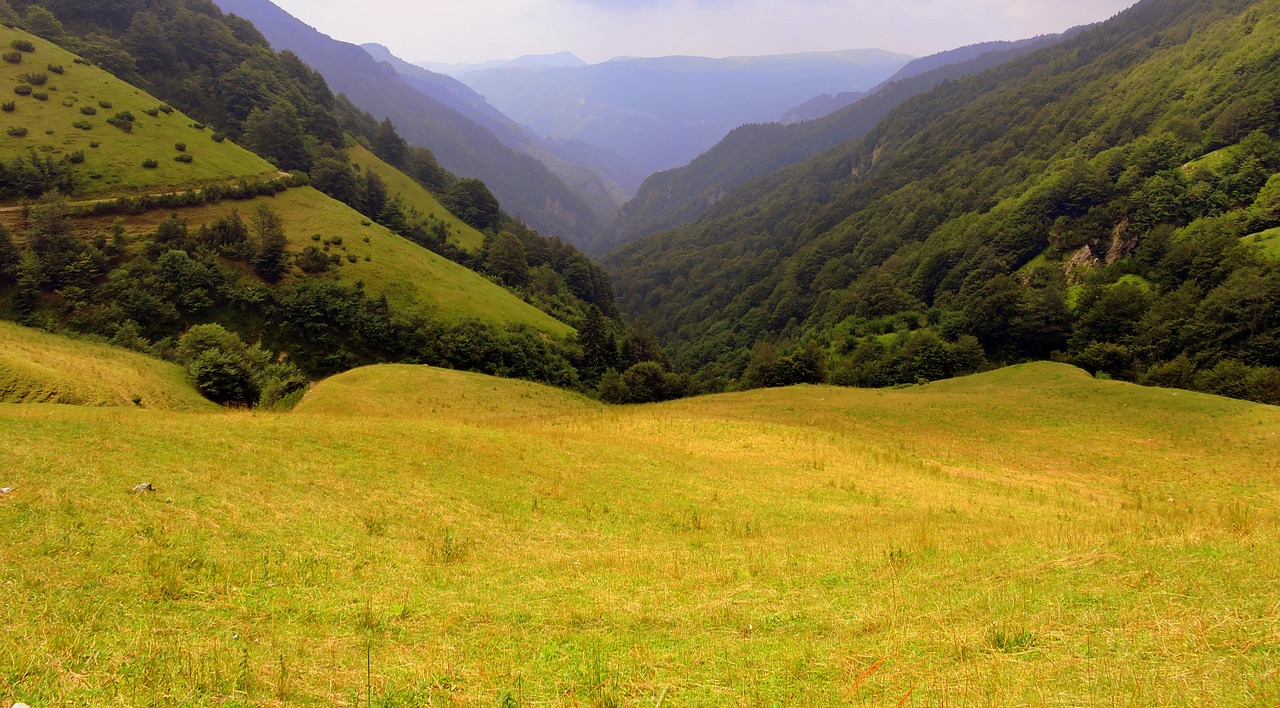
<box><xmin>267</xmin><ymin>0</ymin><xmax>1140</xmax><ymax>65</ymax></box>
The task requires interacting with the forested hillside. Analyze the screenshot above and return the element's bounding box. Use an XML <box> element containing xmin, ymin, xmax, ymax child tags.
<box><xmin>608</xmin><ymin>0</ymin><xmax>1280</xmax><ymax>405</ymax></box>
<box><xmin>600</xmin><ymin>34</ymin><xmax>1070</xmax><ymax>254</ymax></box>
<box><xmin>0</xmin><ymin>1</ymin><xmax>627</xmax><ymax>406</ymax></box>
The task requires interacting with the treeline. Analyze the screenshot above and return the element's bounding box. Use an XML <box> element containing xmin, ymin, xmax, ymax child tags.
<box><xmin>606</xmin><ymin>0</ymin><xmax>1280</xmax><ymax>407</ymax></box>
<box><xmin>0</xmin><ymin>197</ymin><xmax>618</xmax><ymax>405</ymax></box>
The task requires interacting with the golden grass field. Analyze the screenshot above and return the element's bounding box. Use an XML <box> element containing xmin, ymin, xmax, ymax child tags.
<box><xmin>1</xmin><ymin>344</ymin><xmax>1278</xmax><ymax>705</ymax></box>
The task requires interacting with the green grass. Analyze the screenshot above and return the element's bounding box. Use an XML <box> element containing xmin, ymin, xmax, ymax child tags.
<box><xmin>1</xmin><ymin>361</ymin><xmax>1277</xmax><ymax>705</ymax></box>
<box><xmin>0</xmin><ymin>27</ymin><xmax>277</xmax><ymax>200</ymax></box>
<box><xmin>346</xmin><ymin>144</ymin><xmax>485</xmax><ymax>251</ymax></box>
<box><xmin>63</xmin><ymin>187</ymin><xmax>573</xmax><ymax>336</ymax></box>
<box><xmin>1243</xmin><ymin>226</ymin><xmax>1280</xmax><ymax>259</ymax></box>
<box><xmin>0</xmin><ymin>320</ymin><xmax>215</xmax><ymax>410</ymax></box>
<box><xmin>1182</xmin><ymin>144</ymin><xmax>1240</xmax><ymax>174</ymax></box>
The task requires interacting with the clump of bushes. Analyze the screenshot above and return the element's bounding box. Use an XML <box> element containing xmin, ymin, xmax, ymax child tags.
<box><xmin>89</xmin><ymin>141</ymin><xmax>99</xmax><ymax>148</ymax></box>
<box><xmin>79</xmin><ymin>105</ymin><xmax>95</xmax><ymax>115</ymax></box>
<box><xmin>7</xmin><ymin>126</ymin><xmax>28</xmax><ymax>137</ymax></box>
<box><xmin>31</xmin><ymin>92</ymin><xmax>47</xmax><ymax>101</ymax></box>
<box><xmin>3</xmin><ymin>51</ymin><xmax>22</xmax><ymax>64</ymax></box>
<box><xmin>329</xmin><ymin>235</ymin><xmax>343</xmax><ymax>246</ymax></box>
<box><xmin>143</xmin><ymin>107</ymin><xmax>158</xmax><ymax>117</ymax></box>
<box><xmin>10</xmin><ymin>39</ymin><xmax>34</xmax><ymax>53</ymax></box>
<box><xmin>190</xmin><ymin>122</ymin><xmax>205</xmax><ymax>130</ymax></box>
<box><xmin>210</xmin><ymin>132</ymin><xmax>225</xmax><ymax>143</ymax></box>
<box><xmin>176</xmin><ymin>324</ymin><xmax>306</xmax><ymax>408</ymax></box>
<box><xmin>13</xmin><ymin>84</ymin><xmax>31</xmax><ymax>96</ymax></box>
<box><xmin>159</xmin><ymin>104</ymin><xmax>172</xmax><ymax>114</ymax></box>
<box><xmin>72</xmin><ymin>120</ymin><xmax>91</xmax><ymax>130</ymax></box>
<box><xmin>107</xmin><ymin>111</ymin><xmax>134</xmax><ymax>132</ymax></box>
<box><xmin>22</xmin><ymin>72</ymin><xmax>46</xmax><ymax>86</ymax></box>
<box><xmin>296</xmin><ymin>245</ymin><xmax>330</xmax><ymax>273</ymax></box>
<box><xmin>174</xmin><ymin>142</ymin><xmax>186</xmax><ymax>152</ymax></box>
<box><xmin>141</xmin><ymin>158</ymin><xmax>157</xmax><ymax>168</ymax></box>
<box><xmin>173</xmin><ymin>153</ymin><xmax>193</xmax><ymax>163</ymax></box>
<box><xmin>1</xmin><ymin>101</ymin><xmax>13</xmax><ymax>112</ymax></box>
<box><xmin>46</xmin><ymin>63</ymin><xmax>62</xmax><ymax>74</ymax></box>
<box><xmin>67</xmin><ymin>149</ymin><xmax>84</xmax><ymax>164</ymax></box>
<box><xmin>97</xmin><ymin>99</ymin><xmax>111</xmax><ymax>109</ymax></box>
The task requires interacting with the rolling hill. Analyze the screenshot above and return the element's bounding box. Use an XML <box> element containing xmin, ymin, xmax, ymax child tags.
<box><xmin>2</xmin><ymin>360</ymin><xmax>1277</xmax><ymax>703</ymax></box>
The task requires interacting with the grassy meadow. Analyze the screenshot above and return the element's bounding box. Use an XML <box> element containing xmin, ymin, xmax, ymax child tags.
<box><xmin>346</xmin><ymin>145</ymin><xmax>487</xmax><ymax>252</ymax></box>
<box><xmin>1</xmin><ymin>356</ymin><xmax>1278</xmax><ymax>706</ymax></box>
<box><xmin>0</xmin><ymin>27</ymin><xmax>278</xmax><ymax>199</ymax></box>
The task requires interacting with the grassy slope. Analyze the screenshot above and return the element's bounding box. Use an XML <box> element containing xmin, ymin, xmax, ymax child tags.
<box><xmin>0</xmin><ymin>27</ymin><xmax>277</xmax><ymax>199</ymax></box>
<box><xmin>345</xmin><ymin>144</ymin><xmax>485</xmax><ymax>251</ymax></box>
<box><xmin>1244</xmin><ymin>226</ymin><xmax>1280</xmax><ymax>258</ymax></box>
<box><xmin>55</xmin><ymin>187</ymin><xmax>572</xmax><ymax>336</ymax></box>
<box><xmin>0</xmin><ymin>320</ymin><xmax>214</xmax><ymax>410</ymax></box>
<box><xmin>2</xmin><ymin>361</ymin><xmax>1278</xmax><ymax>705</ymax></box>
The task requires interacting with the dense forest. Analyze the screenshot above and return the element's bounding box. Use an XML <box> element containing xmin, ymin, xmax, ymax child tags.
<box><xmin>0</xmin><ymin>0</ymin><xmax>639</xmax><ymax>405</ymax></box>
<box><xmin>607</xmin><ymin>0</ymin><xmax>1280</xmax><ymax>405</ymax></box>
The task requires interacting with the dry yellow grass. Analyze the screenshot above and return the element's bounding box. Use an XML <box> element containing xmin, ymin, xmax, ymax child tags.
<box><xmin>1</xmin><ymin>362</ymin><xmax>1278</xmax><ymax>705</ymax></box>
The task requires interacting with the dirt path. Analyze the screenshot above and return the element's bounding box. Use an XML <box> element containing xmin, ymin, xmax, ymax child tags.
<box><xmin>0</xmin><ymin>172</ymin><xmax>294</xmax><ymax>214</ymax></box>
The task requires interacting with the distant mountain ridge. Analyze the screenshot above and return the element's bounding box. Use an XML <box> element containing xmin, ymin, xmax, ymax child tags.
<box><xmin>460</xmin><ymin>49</ymin><xmax>912</xmax><ymax>179</ymax></box>
<box><xmin>597</xmin><ymin>33</ymin><xmax>1072</xmax><ymax>254</ymax></box>
<box><xmin>213</xmin><ymin>0</ymin><xmax>606</xmax><ymax>247</ymax></box>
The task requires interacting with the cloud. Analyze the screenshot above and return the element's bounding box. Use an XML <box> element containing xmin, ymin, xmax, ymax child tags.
<box><xmin>268</xmin><ymin>0</ymin><xmax>1138</xmax><ymax>65</ymax></box>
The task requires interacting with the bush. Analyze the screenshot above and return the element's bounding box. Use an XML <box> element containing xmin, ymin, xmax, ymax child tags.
<box><xmin>173</xmin><ymin>153</ymin><xmax>193</xmax><ymax>163</ymax></box>
<box><xmin>143</xmin><ymin>107</ymin><xmax>158</xmax><ymax>117</ymax></box>
<box><xmin>7</xmin><ymin>126</ymin><xmax>27</xmax><ymax>137</ymax></box>
<box><xmin>3</xmin><ymin>51</ymin><xmax>21</xmax><ymax>64</ymax></box>
<box><xmin>211</xmin><ymin>132</ymin><xmax>225</xmax><ymax>143</ymax></box>
<box><xmin>296</xmin><ymin>245</ymin><xmax>330</xmax><ymax>273</ymax></box>
<box><xmin>46</xmin><ymin>63</ymin><xmax>62</xmax><ymax>74</ymax></box>
<box><xmin>79</xmin><ymin>105</ymin><xmax>95</xmax><ymax>115</ymax></box>
<box><xmin>174</xmin><ymin>142</ymin><xmax>186</xmax><ymax>152</ymax></box>
<box><xmin>13</xmin><ymin>84</ymin><xmax>31</xmax><ymax>96</ymax></box>
<box><xmin>89</xmin><ymin>141</ymin><xmax>99</xmax><ymax>148</ymax></box>
<box><xmin>190</xmin><ymin>122</ymin><xmax>205</xmax><ymax>130</ymax></box>
<box><xmin>67</xmin><ymin>150</ymin><xmax>84</xmax><ymax>164</ymax></box>
<box><xmin>329</xmin><ymin>235</ymin><xmax>343</xmax><ymax>246</ymax></box>
<box><xmin>107</xmin><ymin>111</ymin><xmax>134</xmax><ymax>132</ymax></box>
<box><xmin>141</xmin><ymin>158</ymin><xmax>158</xmax><ymax>168</ymax></box>
<box><xmin>22</xmin><ymin>72</ymin><xmax>46</xmax><ymax>86</ymax></box>
<box><xmin>346</xmin><ymin>253</ymin><xmax>357</xmax><ymax>263</ymax></box>
<box><xmin>10</xmin><ymin>39</ymin><xmax>34</xmax><ymax>52</ymax></box>
<box><xmin>98</xmin><ymin>99</ymin><xmax>111</xmax><ymax>109</ymax></box>
<box><xmin>0</xmin><ymin>101</ymin><xmax>12</xmax><ymax>112</ymax></box>
<box><xmin>72</xmin><ymin>119</ymin><xmax>91</xmax><ymax>130</ymax></box>
<box><xmin>31</xmin><ymin>91</ymin><xmax>47</xmax><ymax>101</ymax></box>
<box><xmin>159</xmin><ymin>104</ymin><xmax>172</xmax><ymax>114</ymax></box>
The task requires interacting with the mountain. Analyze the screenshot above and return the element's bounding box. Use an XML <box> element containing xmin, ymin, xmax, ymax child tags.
<box><xmin>598</xmin><ymin>34</ymin><xmax>1070</xmax><ymax>255</ymax></box>
<box><xmin>212</xmin><ymin>0</ymin><xmax>606</xmax><ymax>248</ymax></box>
<box><xmin>361</xmin><ymin>42</ymin><xmax>637</xmax><ymax>218</ymax></box>
<box><xmin>417</xmin><ymin>51</ymin><xmax>587</xmax><ymax>77</ymax></box>
<box><xmin>606</xmin><ymin>0</ymin><xmax>1280</xmax><ymax>406</ymax></box>
<box><xmin>780</xmin><ymin>92</ymin><xmax>865</xmax><ymax>125</ymax></box>
<box><xmin>460</xmin><ymin>49</ymin><xmax>912</xmax><ymax>179</ymax></box>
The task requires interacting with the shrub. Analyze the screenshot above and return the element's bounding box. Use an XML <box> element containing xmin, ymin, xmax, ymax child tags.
<box><xmin>329</xmin><ymin>235</ymin><xmax>343</xmax><ymax>246</ymax></box>
<box><xmin>143</xmin><ymin>107</ymin><xmax>158</xmax><ymax>117</ymax></box>
<box><xmin>73</xmin><ymin>57</ymin><xmax>88</xmax><ymax>65</ymax></box>
<box><xmin>89</xmin><ymin>141</ymin><xmax>99</xmax><ymax>148</ymax></box>
<box><xmin>310</xmin><ymin>233</ymin><xmax>321</xmax><ymax>241</ymax></box>
<box><xmin>10</xmin><ymin>40</ymin><xmax>34</xmax><ymax>52</ymax></box>
<box><xmin>98</xmin><ymin>99</ymin><xmax>112</xmax><ymax>109</ymax></box>
<box><xmin>346</xmin><ymin>253</ymin><xmax>357</xmax><ymax>263</ymax></box>
<box><xmin>297</xmin><ymin>245</ymin><xmax>330</xmax><ymax>273</ymax></box>
<box><xmin>210</xmin><ymin>132</ymin><xmax>225</xmax><ymax>143</ymax></box>
<box><xmin>7</xmin><ymin>126</ymin><xmax>27</xmax><ymax>137</ymax></box>
<box><xmin>3</xmin><ymin>51</ymin><xmax>21</xmax><ymax>64</ymax></box>
<box><xmin>190</xmin><ymin>122</ymin><xmax>205</xmax><ymax>130</ymax></box>
<box><xmin>22</xmin><ymin>72</ymin><xmax>46</xmax><ymax>86</ymax></box>
<box><xmin>173</xmin><ymin>153</ymin><xmax>193</xmax><ymax>163</ymax></box>
<box><xmin>159</xmin><ymin>104</ymin><xmax>172</xmax><ymax>114</ymax></box>
<box><xmin>72</xmin><ymin>120</ymin><xmax>91</xmax><ymax>130</ymax></box>
<box><xmin>107</xmin><ymin>111</ymin><xmax>134</xmax><ymax>131</ymax></box>
<box><xmin>13</xmin><ymin>84</ymin><xmax>31</xmax><ymax>96</ymax></box>
<box><xmin>0</xmin><ymin>101</ymin><xmax>12</xmax><ymax>112</ymax></box>
<box><xmin>67</xmin><ymin>150</ymin><xmax>84</xmax><ymax>164</ymax></box>
<box><xmin>46</xmin><ymin>63</ymin><xmax>62</xmax><ymax>74</ymax></box>
<box><xmin>79</xmin><ymin>105</ymin><xmax>95</xmax><ymax>115</ymax></box>
<box><xmin>174</xmin><ymin>142</ymin><xmax>186</xmax><ymax>152</ymax></box>
<box><xmin>141</xmin><ymin>158</ymin><xmax>158</xmax><ymax>168</ymax></box>
<box><xmin>31</xmin><ymin>91</ymin><xmax>47</xmax><ymax>101</ymax></box>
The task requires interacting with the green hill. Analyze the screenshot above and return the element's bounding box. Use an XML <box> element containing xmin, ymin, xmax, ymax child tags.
<box><xmin>0</xmin><ymin>320</ymin><xmax>214</xmax><ymax>410</ymax></box>
<box><xmin>607</xmin><ymin>0</ymin><xmax>1280</xmax><ymax>404</ymax></box>
<box><xmin>0</xmin><ymin>26</ymin><xmax>277</xmax><ymax>199</ymax></box>
<box><xmin>345</xmin><ymin>144</ymin><xmax>485</xmax><ymax>251</ymax></box>
<box><xmin>2</xmin><ymin>362</ymin><xmax>1278</xmax><ymax>703</ymax></box>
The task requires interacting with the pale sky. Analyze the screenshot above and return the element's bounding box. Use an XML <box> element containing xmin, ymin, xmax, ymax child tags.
<box><xmin>267</xmin><ymin>0</ymin><xmax>1140</xmax><ymax>66</ymax></box>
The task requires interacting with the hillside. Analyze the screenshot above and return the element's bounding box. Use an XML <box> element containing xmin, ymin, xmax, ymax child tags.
<box><xmin>2</xmin><ymin>362</ymin><xmax>1278</xmax><ymax>703</ymax></box>
<box><xmin>606</xmin><ymin>0</ymin><xmax>1280</xmax><ymax>404</ymax></box>
<box><xmin>0</xmin><ymin>320</ymin><xmax>215</xmax><ymax>409</ymax></box>
<box><xmin>211</xmin><ymin>0</ymin><xmax>608</xmax><ymax>249</ymax></box>
<box><xmin>461</xmin><ymin>49</ymin><xmax>911</xmax><ymax>181</ymax></box>
<box><xmin>599</xmin><ymin>34</ymin><xmax>1070</xmax><ymax>254</ymax></box>
<box><xmin>0</xmin><ymin>26</ymin><xmax>277</xmax><ymax>199</ymax></box>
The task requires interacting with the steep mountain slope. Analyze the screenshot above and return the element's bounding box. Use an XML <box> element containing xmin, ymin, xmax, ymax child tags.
<box><xmin>599</xmin><ymin>35</ymin><xmax>1069</xmax><ymax>254</ymax></box>
<box><xmin>212</xmin><ymin>0</ymin><xmax>606</xmax><ymax>248</ymax></box>
<box><xmin>361</xmin><ymin>42</ymin><xmax>636</xmax><ymax>217</ymax></box>
<box><xmin>607</xmin><ymin>0</ymin><xmax>1280</xmax><ymax>403</ymax></box>
<box><xmin>462</xmin><ymin>50</ymin><xmax>911</xmax><ymax>179</ymax></box>
<box><xmin>0</xmin><ymin>27</ymin><xmax>278</xmax><ymax>198</ymax></box>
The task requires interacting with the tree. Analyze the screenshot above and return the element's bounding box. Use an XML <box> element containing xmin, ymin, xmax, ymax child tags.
<box><xmin>0</xmin><ymin>222</ymin><xmax>17</xmax><ymax>283</ymax></box>
<box><xmin>251</xmin><ymin>204</ymin><xmax>288</xmax><ymax>283</ymax></box>
<box><xmin>575</xmin><ymin>305</ymin><xmax>615</xmax><ymax>377</ymax></box>
<box><xmin>22</xmin><ymin>5</ymin><xmax>63</xmax><ymax>39</ymax></box>
<box><xmin>484</xmin><ymin>231</ymin><xmax>529</xmax><ymax>288</ymax></box>
<box><xmin>372</xmin><ymin>117</ymin><xmax>409</xmax><ymax>168</ymax></box>
<box><xmin>241</xmin><ymin>101</ymin><xmax>313</xmax><ymax>172</ymax></box>
<box><xmin>443</xmin><ymin>179</ymin><xmax>501</xmax><ymax>231</ymax></box>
